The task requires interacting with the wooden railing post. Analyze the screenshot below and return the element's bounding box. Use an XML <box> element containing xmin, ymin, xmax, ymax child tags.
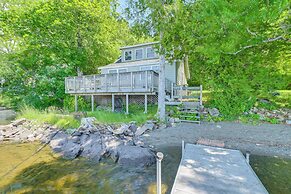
<box><xmin>117</xmin><ymin>72</ymin><xmax>120</xmax><ymax>91</ymax></box>
<box><xmin>130</xmin><ymin>72</ymin><xmax>133</xmax><ymax>91</ymax></box>
<box><xmin>105</xmin><ymin>74</ymin><xmax>108</xmax><ymax>92</ymax></box>
<box><xmin>74</xmin><ymin>77</ymin><xmax>76</xmax><ymax>93</ymax></box>
<box><xmin>145</xmin><ymin>71</ymin><xmax>148</xmax><ymax>91</ymax></box>
<box><xmin>83</xmin><ymin>76</ymin><xmax>86</xmax><ymax>92</ymax></box>
<box><xmin>93</xmin><ymin>75</ymin><xmax>96</xmax><ymax>92</ymax></box>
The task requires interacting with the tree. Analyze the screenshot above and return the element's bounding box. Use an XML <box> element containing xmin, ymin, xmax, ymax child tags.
<box><xmin>0</xmin><ymin>0</ymin><xmax>137</xmax><ymax>108</ymax></box>
<box><xmin>128</xmin><ymin>0</ymin><xmax>290</xmax><ymax>117</ymax></box>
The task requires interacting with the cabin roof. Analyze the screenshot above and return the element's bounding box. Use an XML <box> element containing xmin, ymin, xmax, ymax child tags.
<box><xmin>119</xmin><ymin>41</ymin><xmax>159</xmax><ymax>50</ymax></box>
<box><xmin>98</xmin><ymin>58</ymin><xmax>160</xmax><ymax>69</ymax></box>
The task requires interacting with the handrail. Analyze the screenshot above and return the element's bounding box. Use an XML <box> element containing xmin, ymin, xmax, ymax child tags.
<box><xmin>65</xmin><ymin>70</ymin><xmax>159</xmax><ymax>94</ymax></box>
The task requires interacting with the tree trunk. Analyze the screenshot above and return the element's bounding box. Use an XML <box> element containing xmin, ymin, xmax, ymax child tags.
<box><xmin>158</xmin><ymin>33</ymin><xmax>166</xmax><ymax>121</ymax></box>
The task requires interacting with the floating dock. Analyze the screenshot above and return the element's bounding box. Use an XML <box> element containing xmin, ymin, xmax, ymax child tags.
<box><xmin>171</xmin><ymin>144</ymin><xmax>268</xmax><ymax>194</ymax></box>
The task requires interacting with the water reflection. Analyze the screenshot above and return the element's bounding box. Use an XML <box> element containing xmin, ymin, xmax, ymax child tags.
<box><xmin>0</xmin><ymin>143</ymin><xmax>290</xmax><ymax>194</ymax></box>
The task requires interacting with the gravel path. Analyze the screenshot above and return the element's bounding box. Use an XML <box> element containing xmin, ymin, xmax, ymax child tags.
<box><xmin>143</xmin><ymin>121</ymin><xmax>291</xmax><ymax>158</ymax></box>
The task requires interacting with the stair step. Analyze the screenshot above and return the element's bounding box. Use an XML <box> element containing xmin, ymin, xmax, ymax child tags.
<box><xmin>179</xmin><ymin>115</ymin><xmax>200</xmax><ymax>119</ymax></box>
<box><xmin>180</xmin><ymin>119</ymin><xmax>201</xmax><ymax>123</ymax></box>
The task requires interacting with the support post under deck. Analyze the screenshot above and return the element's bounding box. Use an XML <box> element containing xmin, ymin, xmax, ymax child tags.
<box><xmin>74</xmin><ymin>95</ymin><xmax>78</xmax><ymax>112</ymax></box>
<box><xmin>126</xmin><ymin>94</ymin><xmax>129</xmax><ymax>114</ymax></box>
<box><xmin>112</xmin><ymin>94</ymin><xmax>115</xmax><ymax>112</ymax></box>
<box><xmin>144</xmin><ymin>94</ymin><xmax>148</xmax><ymax>113</ymax></box>
<box><xmin>91</xmin><ymin>95</ymin><xmax>94</xmax><ymax>112</ymax></box>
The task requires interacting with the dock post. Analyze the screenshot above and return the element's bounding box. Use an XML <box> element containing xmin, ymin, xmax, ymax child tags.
<box><xmin>156</xmin><ymin>152</ymin><xmax>164</xmax><ymax>194</ymax></box>
<box><xmin>126</xmin><ymin>94</ymin><xmax>129</xmax><ymax>114</ymax></box>
<box><xmin>91</xmin><ymin>95</ymin><xmax>94</xmax><ymax>112</ymax></box>
<box><xmin>246</xmin><ymin>151</ymin><xmax>250</xmax><ymax>164</ymax></box>
<box><xmin>112</xmin><ymin>94</ymin><xmax>115</xmax><ymax>112</ymax></box>
<box><xmin>182</xmin><ymin>140</ymin><xmax>185</xmax><ymax>158</ymax></box>
<box><xmin>74</xmin><ymin>95</ymin><xmax>78</xmax><ymax>112</ymax></box>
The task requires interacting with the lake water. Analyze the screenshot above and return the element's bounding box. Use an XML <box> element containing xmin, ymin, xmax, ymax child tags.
<box><xmin>0</xmin><ymin>143</ymin><xmax>290</xmax><ymax>194</ymax></box>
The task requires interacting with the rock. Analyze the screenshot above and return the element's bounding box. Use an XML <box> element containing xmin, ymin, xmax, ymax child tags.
<box><xmin>80</xmin><ymin>134</ymin><xmax>106</xmax><ymax>162</ymax></box>
<box><xmin>18</xmin><ymin>129</ymin><xmax>33</xmax><ymax>141</ymax></box>
<box><xmin>135</xmin><ymin>123</ymin><xmax>155</xmax><ymax>136</ymax></box>
<box><xmin>116</xmin><ymin>145</ymin><xmax>155</xmax><ymax>167</ymax></box>
<box><xmin>208</xmin><ymin>108</ymin><xmax>220</xmax><ymax>117</ymax></box>
<box><xmin>50</xmin><ymin>131</ymin><xmax>68</xmax><ymax>153</ymax></box>
<box><xmin>259</xmin><ymin>99</ymin><xmax>270</xmax><ymax>104</ymax></box>
<box><xmin>11</xmin><ymin>118</ymin><xmax>26</xmax><ymax>126</ymax></box>
<box><xmin>286</xmin><ymin>120</ymin><xmax>291</xmax><ymax>125</ymax></box>
<box><xmin>111</xmin><ymin>124</ymin><xmax>128</xmax><ymax>135</ymax></box>
<box><xmin>62</xmin><ymin>139</ymin><xmax>82</xmax><ymax>159</ymax></box>
<box><xmin>79</xmin><ymin>117</ymin><xmax>97</xmax><ymax>132</ymax></box>
<box><xmin>0</xmin><ymin>135</ymin><xmax>3</xmax><ymax>142</ymax></box>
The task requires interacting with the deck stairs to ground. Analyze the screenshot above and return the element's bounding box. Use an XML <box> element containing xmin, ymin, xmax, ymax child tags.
<box><xmin>166</xmin><ymin>85</ymin><xmax>202</xmax><ymax>124</ymax></box>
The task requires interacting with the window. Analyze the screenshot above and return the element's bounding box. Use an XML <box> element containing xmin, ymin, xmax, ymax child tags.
<box><xmin>124</xmin><ymin>50</ymin><xmax>132</xmax><ymax>61</ymax></box>
<box><xmin>146</xmin><ymin>47</ymin><xmax>156</xmax><ymax>58</ymax></box>
<box><xmin>135</xmin><ymin>49</ymin><xmax>143</xmax><ymax>60</ymax></box>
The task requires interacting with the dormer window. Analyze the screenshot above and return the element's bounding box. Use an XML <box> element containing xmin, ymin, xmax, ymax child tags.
<box><xmin>124</xmin><ymin>50</ymin><xmax>132</xmax><ymax>61</ymax></box>
<box><xmin>135</xmin><ymin>49</ymin><xmax>143</xmax><ymax>60</ymax></box>
<box><xmin>146</xmin><ymin>47</ymin><xmax>156</xmax><ymax>58</ymax></box>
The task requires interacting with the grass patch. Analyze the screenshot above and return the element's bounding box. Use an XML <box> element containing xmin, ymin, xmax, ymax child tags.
<box><xmin>18</xmin><ymin>106</ymin><xmax>80</xmax><ymax>129</ymax></box>
<box><xmin>87</xmin><ymin>105</ymin><xmax>157</xmax><ymax>124</ymax></box>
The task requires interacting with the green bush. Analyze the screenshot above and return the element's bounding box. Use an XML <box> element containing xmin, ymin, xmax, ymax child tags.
<box><xmin>63</xmin><ymin>96</ymin><xmax>91</xmax><ymax>112</ymax></box>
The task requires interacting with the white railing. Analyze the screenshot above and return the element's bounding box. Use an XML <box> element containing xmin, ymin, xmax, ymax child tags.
<box><xmin>65</xmin><ymin>70</ymin><xmax>161</xmax><ymax>94</ymax></box>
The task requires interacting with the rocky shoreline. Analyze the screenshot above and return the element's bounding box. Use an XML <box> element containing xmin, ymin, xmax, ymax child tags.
<box><xmin>0</xmin><ymin>118</ymin><xmax>160</xmax><ymax>167</ymax></box>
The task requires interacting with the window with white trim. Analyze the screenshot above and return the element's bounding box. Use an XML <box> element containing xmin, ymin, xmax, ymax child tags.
<box><xmin>135</xmin><ymin>49</ymin><xmax>143</xmax><ymax>60</ymax></box>
<box><xmin>146</xmin><ymin>47</ymin><xmax>156</xmax><ymax>58</ymax></box>
<box><xmin>124</xmin><ymin>50</ymin><xmax>132</xmax><ymax>61</ymax></box>
<box><xmin>108</xmin><ymin>68</ymin><xmax>127</xmax><ymax>74</ymax></box>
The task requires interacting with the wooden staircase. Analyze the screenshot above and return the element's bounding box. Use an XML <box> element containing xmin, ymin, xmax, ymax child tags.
<box><xmin>166</xmin><ymin>85</ymin><xmax>202</xmax><ymax>124</ymax></box>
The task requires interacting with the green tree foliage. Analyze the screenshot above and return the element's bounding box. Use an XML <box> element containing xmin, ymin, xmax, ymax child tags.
<box><xmin>0</xmin><ymin>0</ymin><xmax>137</xmax><ymax>108</ymax></box>
<box><xmin>127</xmin><ymin>0</ymin><xmax>290</xmax><ymax>117</ymax></box>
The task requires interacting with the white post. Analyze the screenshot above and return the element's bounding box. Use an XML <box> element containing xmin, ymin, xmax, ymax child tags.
<box><xmin>156</xmin><ymin>152</ymin><xmax>164</xmax><ymax>194</ymax></box>
<box><xmin>126</xmin><ymin>94</ymin><xmax>129</xmax><ymax>114</ymax></box>
<box><xmin>144</xmin><ymin>94</ymin><xmax>148</xmax><ymax>113</ymax></box>
<box><xmin>112</xmin><ymin>94</ymin><xmax>115</xmax><ymax>112</ymax></box>
<box><xmin>246</xmin><ymin>151</ymin><xmax>250</xmax><ymax>164</ymax></box>
<box><xmin>171</xmin><ymin>82</ymin><xmax>174</xmax><ymax>100</ymax></box>
<box><xmin>182</xmin><ymin>140</ymin><xmax>185</xmax><ymax>158</ymax></box>
<box><xmin>91</xmin><ymin>95</ymin><xmax>94</xmax><ymax>112</ymax></box>
<box><xmin>94</xmin><ymin>75</ymin><xmax>96</xmax><ymax>91</ymax></box>
<box><xmin>75</xmin><ymin>95</ymin><xmax>78</xmax><ymax>112</ymax></box>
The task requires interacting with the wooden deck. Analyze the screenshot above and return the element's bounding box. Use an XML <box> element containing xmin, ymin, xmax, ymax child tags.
<box><xmin>171</xmin><ymin>144</ymin><xmax>268</xmax><ymax>194</ymax></box>
<box><xmin>65</xmin><ymin>70</ymin><xmax>172</xmax><ymax>95</ymax></box>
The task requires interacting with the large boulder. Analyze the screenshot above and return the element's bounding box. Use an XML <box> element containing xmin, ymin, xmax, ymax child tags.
<box><xmin>61</xmin><ymin>138</ymin><xmax>82</xmax><ymax>159</ymax></box>
<box><xmin>49</xmin><ymin>131</ymin><xmax>68</xmax><ymax>153</ymax></box>
<box><xmin>80</xmin><ymin>134</ymin><xmax>106</xmax><ymax>162</ymax></box>
<box><xmin>79</xmin><ymin>117</ymin><xmax>97</xmax><ymax>132</ymax></box>
<box><xmin>116</xmin><ymin>145</ymin><xmax>155</xmax><ymax>167</ymax></box>
<box><xmin>135</xmin><ymin>122</ymin><xmax>155</xmax><ymax>136</ymax></box>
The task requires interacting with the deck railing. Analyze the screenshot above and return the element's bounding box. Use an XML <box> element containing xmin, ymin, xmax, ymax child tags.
<box><xmin>65</xmin><ymin>70</ymin><xmax>171</xmax><ymax>94</ymax></box>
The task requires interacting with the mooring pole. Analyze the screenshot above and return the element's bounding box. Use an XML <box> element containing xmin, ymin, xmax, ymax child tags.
<box><xmin>246</xmin><ymin>151</ymin><xmax>250</xmax><ymax>164</ymax></box>
<box><xmin>156</xmin><ymin>152</ymin><xmax>164</xmax><ymax>194</ymax></box>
